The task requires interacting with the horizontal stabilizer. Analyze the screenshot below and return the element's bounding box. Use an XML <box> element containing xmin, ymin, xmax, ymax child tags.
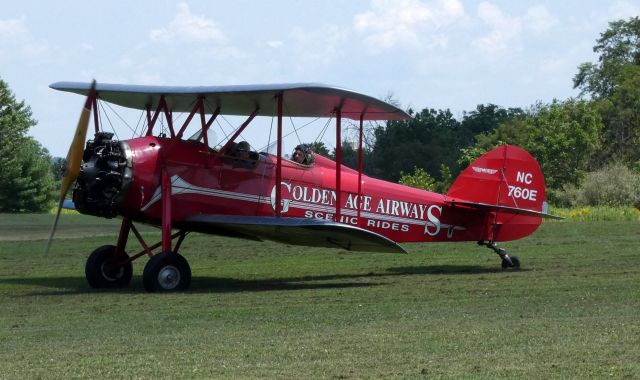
<box><xmin>446</xmin><ymin>200</ymin><xmax>563</xmax><ymax>219</ymax></box>
<box><xmin>182</xmin><ymin>215</ymin><xmax>407</xmax><ymax>254</ymax></box>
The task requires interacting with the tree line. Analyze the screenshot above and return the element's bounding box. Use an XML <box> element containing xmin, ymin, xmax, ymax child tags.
<box><xmin>324</xmin><ymin>17</ymin><xmax>640</xmax><ymax>207</ymax></box>
<box><xmin>1</xmin><ymin>17</ymin><xmax>639</xmax><ymax>212</ymax></box>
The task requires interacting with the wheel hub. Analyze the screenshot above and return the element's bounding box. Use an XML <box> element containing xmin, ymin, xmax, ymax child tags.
<box><xmin>157</xmin><ymin>265</ymin><xmax>181</xmax><ymax>290</ymax></box>
<box><xmin>101</xmin><ymin>261</ymin><xmax>124</xmax><ymax>281</ymax></box>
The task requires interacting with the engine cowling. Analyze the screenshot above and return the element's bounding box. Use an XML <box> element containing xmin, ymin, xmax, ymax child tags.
<box><xmin>73</xmin><ymin>132</ymin><xmax>132</xmax><ymax>218</ymax></box>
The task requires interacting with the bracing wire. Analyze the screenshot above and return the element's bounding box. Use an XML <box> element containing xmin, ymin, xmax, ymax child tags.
<box><xmin>101</xmin><ymin>100</ymin><xmax>135</xmax><ymax>137</ymax></box>
<box><xmin>132</xmin><ymin>110</ymin><xmax>145</xmax><ymax>137</ymax></box>
<box><xmin>97</xmin><ymin>101</ymin><xmax>120</xmax><ymax>141</ymax></box>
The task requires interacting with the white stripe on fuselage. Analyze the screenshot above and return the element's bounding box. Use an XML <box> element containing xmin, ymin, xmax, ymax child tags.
<box><xmin>140</xmin><ymin>175</ymin><xmax>464</xmax><ymax>233</ymax></box>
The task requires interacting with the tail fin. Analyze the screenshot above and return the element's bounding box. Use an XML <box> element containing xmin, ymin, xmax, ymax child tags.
<box><xmin>446</xmin><ymin>145</ymin><xmax>557</xmax><ymax>242</ymax></box>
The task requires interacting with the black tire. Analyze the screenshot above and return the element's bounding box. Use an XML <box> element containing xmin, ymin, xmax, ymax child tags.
<box><xmin>85</xmin><ymin>245</ymin><xmax>133</xmax><ymax>288</ymax></box>
<box><xmin>142</xmin><ymin>252</ymin><xmax>191</xmax><ymax>292</ymax></box>
<box><xmin>501</xmin><ymin>255</ymin><xmax>521</xmax><ymax>269</ymax></box>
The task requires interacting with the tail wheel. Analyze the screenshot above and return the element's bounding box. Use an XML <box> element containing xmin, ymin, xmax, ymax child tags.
<box><xmin>501</xmin><ymin>255</ymin><xmax>521</xmax><ymax>269</ymax></box>
<box><xmin>143</xmin><ymin>252</ymin><xmax>191</xmax><ymax>292</ymax></box>
<box><xmin>85</xmin><ymin>245</ymin><xmax>133</xmax><ymax>288</ymax></box>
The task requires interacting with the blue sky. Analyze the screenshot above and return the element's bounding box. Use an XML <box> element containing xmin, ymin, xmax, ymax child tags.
<box><xmin>2</xmin><ymin>0</ymin><xmax>639</xmax><ymax>157</ymax></box>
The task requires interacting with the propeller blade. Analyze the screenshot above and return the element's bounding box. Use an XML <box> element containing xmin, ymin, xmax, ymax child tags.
<box><xmin>45</xmin><ymin>80</ymin><xmax>96</xmax><ymax>255</ymax></box>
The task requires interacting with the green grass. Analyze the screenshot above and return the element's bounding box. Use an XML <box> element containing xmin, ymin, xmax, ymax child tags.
<box><xmin>0</xmin><ymin>214</ymin><xmax>639</xmax><ymax>379</ymax></box>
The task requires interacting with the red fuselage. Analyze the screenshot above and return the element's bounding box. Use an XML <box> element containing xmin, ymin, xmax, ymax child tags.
<box><xmin>101</xmin><ymin>136</ymin><xmax>491</xmax><ymax>243</ymax></box>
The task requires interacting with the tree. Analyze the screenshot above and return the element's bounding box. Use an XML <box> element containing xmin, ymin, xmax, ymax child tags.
<box><xmin>0</xmin><ymin>79</ymin><xmax>55</xmax><ymax>212</ymax></box>
<box><xmin>460</xmin><ymin>104</ymin><xmax>525</xmax><ymax>146</ymax></box>
<box><xmin>573</xmin><ymin>16</ymin><xmax>640</xmax><ymax>99</ymax></box>
<box><xmin>525</xmin><ymin>100</ymin><xmax>603</xmax><ymax>189</ymax></box>
<box><xmin>369</xmin><ymin>108</ymin><xmax>462</xmax><ymax>182</ymax></box>
<box><xmin>306</xmin><ymin>141</ymin><xmax>330</xmax><ymax>157</ymax></box>
<box><xmin>399</xmin><ymin>164</ymin><xmax>452</xmax><ymax>193</ymax></box>
<box><xmin>399</xmin><ymin>167</ymin><xmax>437</xmax><ymax>191</ymax></box>
<box><xmin>461</xmin><ymin>100</ymin><xmax>603</xmax><ymax>194</ymax></box>
<box><xmin>329</xmin><ymin>140</ymin><xmax>373</xmax><ymax>172</ymax></box>
<box><xmin>594</xmin><ymin>64</ymin><xmax>640</xmax><ymax>164</ymax></box>
<box><xmin>572</xmin><ymin>17</ymin><xmax>640</xmax><ymax>165</ymax></box>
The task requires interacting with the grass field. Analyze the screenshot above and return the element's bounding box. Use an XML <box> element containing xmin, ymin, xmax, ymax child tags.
<box><xmin>0</xmin><ymin>214</ymin><xmax>638</xmax><ymax>379</ymax></box>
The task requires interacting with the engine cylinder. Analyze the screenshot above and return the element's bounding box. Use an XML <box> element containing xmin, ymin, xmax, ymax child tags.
<box><xmin>73</xmin><ymin>132</ymin><xmax>132</xmax><ymax>218</ymax></box>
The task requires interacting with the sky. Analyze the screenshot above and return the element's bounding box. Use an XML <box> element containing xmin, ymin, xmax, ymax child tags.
<box><xmin>2</xmin><ymin>0</ymin><xmax>640</xmax><ymax>157</ymax></box>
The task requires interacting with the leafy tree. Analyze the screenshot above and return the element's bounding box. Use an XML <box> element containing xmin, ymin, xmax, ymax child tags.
<box><xmin>50</xmin><ymin>157</ymin><xmax>66</xmax><ymax>182</ymax></box>
<box><xmin>573</xmin><ymin>17</ymin><xmax>640</xmax><ymax>165</ymax></box>
<box><xmin>367</xmin><ymin>104</ymin><xmax>525</xmax><ymax>183</ymax></box>
<box><xmin>399</xmin><ymin>164</ymin><xmax>453</xmax><ymax>193</ymax></box>
<box><xmin>330</xmin><ymin>140</ymin><xmax>373</xmax><ymax>172</ymax></box>
<box><xmin>0</xmin><ymin>79</ymin><xmax>55</xmax><ymax>212</ymax></box>
<box><xmin>461</xmin><ymin>100</ymin><xmax>603</xmax><ymax>193</ymax></box>
<box><xmin>593</xmin><ymin>64</ymin><xmax>640</xmax><ymax>164</ymax></box>
<box><xmin>369</xmin><ymin>108</ymin><xmax>462</xmax><ymax>182</ymax></box>
<box><xmin>399</xmin><ymin>167</ymin><xmax>437</xmax><ymax>191</ymax></box>
<box><xmin>460</xmin><ymin>104</ymin><xmax>525</xmax><ymax>146</ymax></box>
<box><xmin>525</xmin><ymin>100</ymin><xmax>603</xmax><ymax>190</ymax></box>
<box><xmin>307</xmin><ymin>141</ymin><xmax>330</xmax><ymax>157</ymax></box>
<box><xmin>574</xmin><ymin>17</ymin><xmax>640</xmax><ymax>99</ymax></box>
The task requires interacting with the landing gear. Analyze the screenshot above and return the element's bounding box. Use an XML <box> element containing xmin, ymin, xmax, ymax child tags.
<box><xmin>84</xmin><ymin>218</ymin><xmax>192</xmax><ymax>292</ymax></box>
<box><xmin>478</xmin><ymin>241</ymin><xmax>520</xmax><ymax>269</ymax></box>
<box><xmin>85</xmin><ymin>245</ymin><xmax>133</xmax><ymax>288</ymax></box>
<box><xmin>142</xmin><ymin>252</ymin><xmax>192</xmax><ymax>292</ymax></box>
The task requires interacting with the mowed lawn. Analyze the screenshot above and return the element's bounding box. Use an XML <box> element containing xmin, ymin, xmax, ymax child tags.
<box><xmin>0</xmin><ymin>214</ymin><xmax>638</xmax><ymax>379</ymax></box>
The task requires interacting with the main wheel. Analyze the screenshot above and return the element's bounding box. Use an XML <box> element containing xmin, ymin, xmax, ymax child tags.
<box><xmin>85</xmin><ymin>245</ymin><xmax>133</xmax><ymax>288</ymax></box>
<box><xmin>142</xmin><ymin>252</ymin><xmax>191</xmax><ymax>292</ymax></box>
<box><xmin>501</xmin><ymin>255</ymin><xmax>521</xmax><ymax>269</ymax></box>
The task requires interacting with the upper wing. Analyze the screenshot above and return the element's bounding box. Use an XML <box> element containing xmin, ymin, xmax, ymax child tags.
<box><xmin>181</xmin><ymin>215</ymin><xmax>407</xmax><ymax>254</ymax></box>
<box><xmin>50</xmin><ymin>82</ymin><xmax>411</xmax><ymax>121</ymax></box>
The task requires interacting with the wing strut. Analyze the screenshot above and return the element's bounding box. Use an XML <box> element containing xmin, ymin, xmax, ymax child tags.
<box><xmin>357</xmin><ymin>112</ymin><xmax>365</xmax><ymax>223</ymax></box>
<box><xmin>275</xmin><ymin>93</ymin><xmax>283</xmax><ymax>217</ymax></box>
<box><xmin>145</xmin><ymin>96</ymin><xmax>175</xmax><ymax>137</ymax></box>
<box><xmin>335</xmin><ymin>108</ymin><xmax>342</xmax><ymax>222</ymax></box>
<box><xmin>200</xmin><ymin>105</ymin><xmax>220</xmax><ymax>148</ymax></box>
<box><xmin>218</xmin><ymin>107</ymin><xmax>260</xmax><ymax>156</ymax></box>
<box><xmin>176</xmin><ymin>99</ymin><xmax>203</xmax><ymax>139</ymax></box>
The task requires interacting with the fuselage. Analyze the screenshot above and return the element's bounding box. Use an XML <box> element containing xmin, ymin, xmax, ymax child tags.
<box><xmin>74</xmin><ymin>135</ymin><xmax>490</xmax><ymax>243</ymax></box>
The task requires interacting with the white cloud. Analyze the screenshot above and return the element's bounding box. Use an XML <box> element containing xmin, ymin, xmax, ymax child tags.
<box><xmin>472</xmin><ymin>2</ymin><xmax>521</xmax><ymax>55</ymax></box>
<box><xmin>472</xmin><ymin>3</ymin><xmax>559</xmax><ymax>57</ymax></box>
<box><xmin>525</xmin><ymin>5</ymin><xmax>557</xmax><ymax>33</ymax></box>
<box><xmin>291</xmin><ymin>25</ymin><xmax>348</xmax><ymax>66</ymax></box>
<box><xmin>0</xmin><ymin>16</ymin><xmax>29</xmax><ymax>44</ymax></box>
<box><xmin>150</xmin><ymin>2</ymin><xmax>225</xmax><ymax>43</ymax></box>
<box><xmin>0</xmin><ymin>16</ymin><xmax>52</xmax><ymax>63</ymax></box>
<box><xmin>266</xmin><ymin>40</ymin><xmax>284</xmax><ymax>49</ymax></box>
<box><xmin>353</xmin><ymin>0</ymin><xmax>464</xmax><ymax>52</ymax></box>
<box><xmin>608</xmin><ymin>1</ymin><xmax>640</xmax><ymax>19</ymax></box>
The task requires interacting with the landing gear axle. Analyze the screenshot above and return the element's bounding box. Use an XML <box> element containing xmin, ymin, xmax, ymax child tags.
<box><xmin>478</xmin><ymin>241</ymin><xmax>520</xmax><ymax>269</ymax></box>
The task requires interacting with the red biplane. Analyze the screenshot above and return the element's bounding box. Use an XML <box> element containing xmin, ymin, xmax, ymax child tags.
<box><xmin>47</xmin><ymin>81</ymin><xmax>558</xmax><ymax>292</ymax></box>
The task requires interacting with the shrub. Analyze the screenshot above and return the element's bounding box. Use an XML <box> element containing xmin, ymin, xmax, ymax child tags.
<box><xmin>581</xmin><ymin>163</ymin><xmax>640</xmax><ymax>207</ymax></box>
<box><xmin>555</xmin><ymin>163</ymin><xmax>640</xmax><ymax>207</ymax></box>
<box><xmin>399</xmin><ymin>167</ymin><xmax>437</xmax><ymax>191</ymax></box>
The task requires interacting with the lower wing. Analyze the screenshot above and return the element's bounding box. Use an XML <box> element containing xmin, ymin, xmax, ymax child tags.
<box><xmin>181</xmin><ymin>215</ymin><xmax>407</xmax><ymax>254</ymax></box>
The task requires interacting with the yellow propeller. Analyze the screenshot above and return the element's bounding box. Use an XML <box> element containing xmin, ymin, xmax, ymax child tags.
<box><xmin>45</xmin><ymin>80</ymin><xmax>96</xmax><ymax>255</ymax></box>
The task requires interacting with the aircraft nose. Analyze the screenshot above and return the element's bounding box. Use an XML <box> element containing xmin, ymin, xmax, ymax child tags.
<box><xmin>72</xmin><ymin>133</ymin><xmax>132</xmax><ymax>218</ymax></box>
